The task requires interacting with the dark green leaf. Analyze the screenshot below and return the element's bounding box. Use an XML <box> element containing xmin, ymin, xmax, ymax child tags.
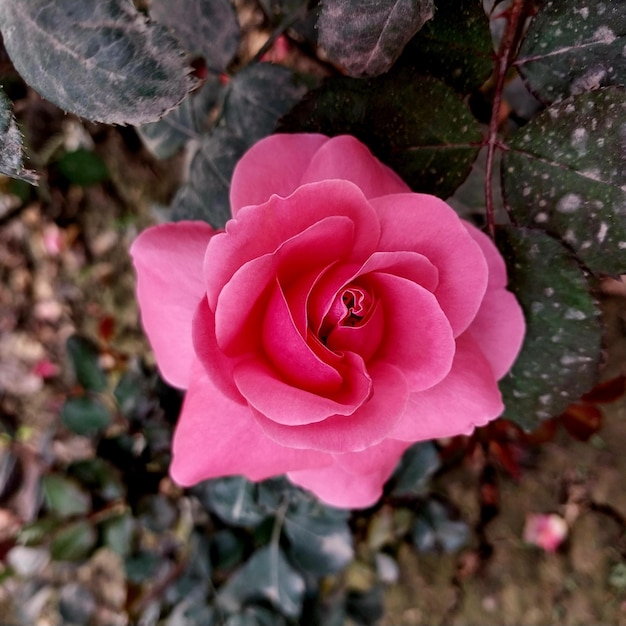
<box><xmin>41</xmin><ymin>474</ymin><xmax>91</xmax><ymax>518</ymax></box>
<box><xmin>66</xmin><ymin>335</ymin><xmax>107</xmax><ymax>392</ymax></box>
<box><xmin>284</xmin><ymin>498</ymin><xmax>353</xmax><ymax>576</ymax></box>
<box><xmin>61</xmin><ymin>395</ymin><xmax>113</xmax><ymax>436</ymax></box>
<box><xmin>50</xmin><ymin>520</ymin><xmax>97</xmax><ymax>561</ymax></box>
<box><xmin>517</xmin><ymin>0</ymin><xmax>626</xmax><ymax>104</ymax></box>
<box><xmin>194</xmin><ymin>477</ymin><xmax>268</xmax><ymax>528</ymax></box>
<box><xmin>318</xmin><ymin>0</ymin><xmax>435</xmax><ymax>77</ymax></box>
<box><xmin>346</xmin><ymin>586</ymin><xmax>385</xmax><ymax>626</ymax></box>
<box><xmin>170</xmin><ymin>128</ymin><xmax>247</xmax><ymax>227</ymax></box>
<box><xmin>138</xmin><ymin>494</ymin><xmax>178</xmax><ymax>532</ymax></box>
<box><xmin>218</xmin><ymin>546</ymin><xmax>305</xmax><ymax>618</ymax></box>
<box><xmin>59</xmin><ymin>583</ymin><xmax>96</xmax><ymax>624</ymax></box>
<box><xmin>223</xmin><ymin>64</ymin><xmax>309</xmax><ymax>145</ymax></box>
<box><xmin>56</xmin><ymin>148</ymin><xmax>109</xmax><ymax>186</ymax></box>
<box><xmin>125</xmin><ymin>550</ymin><xmax>161</xmax><ymax>583</ymax></box>
<box><xmin>497</xmin><ymin>227</ymin><xmax>602</xmax><ymax>430</ymax></box>
<box><xmin>211</xmin><ymin>529</ymin><xmax>245</xmax><ymax>571</ymax></box>
<box><xmin>101</xmin><ymin>513</ymin><xmax>135</xmax><ymax>557</ymax></box>
<box><xmin>224</xmin><ymin>607</ymin><xmax>287</xmax><ymax>626</ymax></box>
<box><xmin>0</xmin><ymin>440</ymin><xmax>21</xmax><ymax>504</ymax></box>
<box><xmin>412</xmin><ymin>499</ymin><xmax>469</xmax><ymax>553</ymax></box>
<box><xmin>0</xmin><ymin>87</ymin><xmax>38</xmax><ymax>184</ymax></box>
<box><xmin>150</xmin><ymin>0</ymin><xmax>239</xmax><ymax>72</ymax></box>
<box><xmin>280</xmin><ymin>70</ymin><xmax>482</xmax><ymax>198</ymax></box>
<box><xmin>0</xmin><ymin>0</ymin><xmax>194</xmax><ymax>125</ymax></box>
<box><xmin>68</xmin><ymin>458</ymin><xmax>125</xmax><ymax>501</ymax></box>
<box><xmin>502</xmin><ymin>87</ymin><xmax>626</xmax><ymax>276</ymax></box>
<box><xmin>391</xmin><ymin>442</ymin><xmax>440</xmax><ymax>497</ymax></box>
<box><xmin>18</xmin><ymin>518</ymin><xmax>61</xmax><ymax>546</ymax></box>
<box><xmin>136</xmin><ymin>77</ymin><xmax>221</xmax><ymax>159</ymax></box>
<box><xmin>402</xmin><ymin>0</ymin><xmax>493</xmax><ymax>94</ymax></box>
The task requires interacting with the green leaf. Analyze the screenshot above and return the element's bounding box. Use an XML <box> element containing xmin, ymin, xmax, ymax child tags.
<box><xmin>0</xmin><ymin>87</ymin><xmax>38</xmax><ymax>184</ymax></box>
<box><xmin>224</xmin><ymin>607</ymin><xmax>287</xmax><ymax>626</ymax></box>
<box><xmin>0</xmin><ymin>0</ymin><xmax>194</xmax><ymax>125</ymax></box>
<box><xmin>101</xmin><ymin>513</ymin><xmax>135</xmax><ymax>557</ymax></box>
<box><xmin>125</xmin><ymin>550</ymin><xmax>160</xmax><ymax>583</ymax></box>
<box><xmin>223</xmin><ymin>64</ymin><xmax>309</xmax><ymax>145</ymax></box>
<box><xmin>317</xmin><ymin>0</ymin><xmax>435</xmax><ymax>77</ymax></box>
<box><xmin>68</xmin><ymin>458</ymin><xmax>125</xmax><ymax>501</ymax></box>
<box><xmin>497</xmin><ymin>227</ymin><xmax>602</xmax><ymax>430</ymax></box>
<box><xmin>284</xmin><ymin>497</ymin><xmax>353</xmax><ymax>576</ymax></box>
<box><xmin>60</xmin><ymin>395</ymin><xmax>113</xmax><ymax>436</ymax></box>
<box><xmin>401</xmin><ymin>0</ymin><xmax>493</xmax><ymax>94</ymax></box>
<box><xmin>136</xmin><ymin>77</ymin><xmax>221</xmax><ymax>160</ymax></box>
<box><xmin>412</xmin><ymin>499</ymin><xmax>469</xmax><ymax>553</ymax></box>
<box><xmin>211</xmin><ymin>529</ymin><xmax>245</xmax><ymax>571</ymax></box>
<box><xmin>41</xmin><ymin>474</ymin><xmax>91</xmax><ymax>518</ymax></box>
<box><xmin>66</xmin><ymin>335</ymin><xmax>107</xmax><ymax>392</ymax></box>
<box><xmin>194</xmin><ymin>477</ymin><xmax>268</xmax><ymax>528</ymax></box>
<box><xmin>218</xmin><ymin>546</ymin><xmax>305</xmax><ymax>619</ymax></box>
<box><xmin>56</xmin><ymin>148</ymin><xmax>109</xmax><ymax>186</ymax></box>
<box><xmin>517</xmin><ymin>0</ymin><xmax>626</xmax><ymax>104</ymax></box>
<box><xmin>502</xmin><ymin>87</ymin><xmax>626</xmax><ymax>276</ymax></box>
<box><xmin>279</xmin><ymin>70</ymin><xmax>482</xmax><ymax>198</ymax></box>
<box><xmin>391</xmin><ymin>442</ymin><xmax>440</xmax><ymax>497</ymax></box>
<box><xmin>50</xmin><ymin>520</ymin><xmax>97</xmax><ymax>561</ymax></box>
<box><xmin>170</xmin><ymin>128</ymin><xmax>248</xmax><ymax>227</ymax></box>
<box><xmin>149</xmin><ymin>0</ymin><xmax>239</xmax><ymax>72</ymax></box>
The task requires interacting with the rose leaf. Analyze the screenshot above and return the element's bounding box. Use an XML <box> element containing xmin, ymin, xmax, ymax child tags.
<box><xmin>280</xmin><ymin>70</ymin><xmax>482</xmax><ymax>198</ymax></box>
<box><xmin>502</xmin><ymin>87</ymin><xmax>626</xmax><ymax>276</ymax></box>
<box><xmin>171</xmin><ymin>64</ymin><xmax>308</xmax><ymax>227</ymax></box>
<box><xmin>149</xmin><ymin>0</ymin><xmax>240</xmax><ymax>72</ymax></box>
<box><xmin>318</xmin><ymin>0</ymin><xmax>435</xmax><ymax>77</ymax></box>
<box><xmin>217</xmin><ymin>546</ymin><xmax>305</xmax><ymax>618</ymax></box>
<box><xmin>0</xmin><ymin>0</ymin><xmax>195</xmax><ymax>125</ymax></box>
<box><xmin>0</xmin><ymin>87</ymin><xmax>38</xmax><ymax>184</ymax></box>
<box><xmin>516</xmin><ymin>0</ymin><xmax>626</xmax><ymax>104</ymax></box>
<box><xmin>496</xmin><ymin>227</ymin><xmax>602</xmax><ymax>432</ymax></box>
<box><xmin>136</xmin><ymin>76</ymin><xmax>223</xmax><ymax>160</ymax></box>
<box><xmin>400</xmin><ymin>0</ymin><xmax>493</xmax><ymax>95</ymax></box>
<box><xmin>284</xmin><ymin>496</ymin><xmax>354</xmax><ymax>576</ymax></box>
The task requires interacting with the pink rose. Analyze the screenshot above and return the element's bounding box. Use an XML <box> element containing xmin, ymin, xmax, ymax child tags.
<box><xmin>131</xmin><ymin>134</ymin><xmax>525</xmax><ymax>508</ymax></box>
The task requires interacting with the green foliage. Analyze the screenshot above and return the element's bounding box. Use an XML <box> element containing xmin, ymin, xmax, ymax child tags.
<box><xmin>497</xmin><ymin>227</ymin><xmax>602</xmax><ymax>431</ymax></box>
<box><xmin>317</xmin><ymin>0</ymin><xmax>435</xmax><ymax>77</ymax></box>
<box><xmin>412</xmin><ymin>499</ymin><xmax>469</xmax><ymax>553</ymax></box>
<box><xmin>0</xmin><ymin>0</ymin><xmax>194</xmax><ymax>125</ymax></box>
<box><xmin>502</xmin><ymin>87</ymin><xmax>626</xmax><ymax>276</ymax></box>
<box><xmin>41</xmin><ymin>474</ymin><xmax>91</xmax><ymax>518</ymax></box>
<box><xmin>517</xmin><ymin>0</ymin><xmax>626</xmax><ymax>103</ymax></box>
<box><xmin>0</xmin><ymin>87</ymin><xmax>38</xmax><ymax>184</ymax></box>
<box><xmin>391</xmin><ymin>442</ymin><xmax>440</xmax><ymax>497</ymax></box>
<box><xmin>280</xmin><ymin>70</ymin><xmax>482</xmax><ymax>198</ymax></box>
<box><xmin>60</xmin><ymin>395</ymin><xmax>113</xmax><ymax>436</ymax></box>
<box><xmin>55</xmin><ymin>148</ymin><xmax>109</xmax><ymax>187</ymax></box>
<box><xmin>65</xmin><ymin>335</ymin><xmax>107</xmax><ymax>392</ymax></box>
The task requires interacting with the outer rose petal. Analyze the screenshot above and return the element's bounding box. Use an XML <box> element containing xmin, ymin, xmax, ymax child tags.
<box><xmin>170</xmin><ymin>360</ymin><xmax>333</xmax><ymax>486</ymax></box>
<box><xmin>288</xmin><ymin>440</ymin><xmax>412</xmax><ymax>508</ymax></box>
<box><xmin>230</xmin><ymin>133</ymin><xmax>329</xmax><ymax>215</ymax></box>
<box><xmin>371</xmin><ymin>194</ymin><xmax>488</xmax><ymax>336</ymax></box>
<box><xmin>131</xmin><ymin>221</ymin><xmax>215</xmax><ymax>389</ymax></box>
<box><xmin>390</xmin><ymin>334</ymin><xmax>504</xmax><ymax>441</ymax></box>
<box><xmin>463</xmin><ymin>223</ymin><xmax>526</xmax><ymax>379</ymax></box>
<box><xmin>300</xmin><ymin>135</ymin><xmax>410</xmax><ymax>199</ymax></box>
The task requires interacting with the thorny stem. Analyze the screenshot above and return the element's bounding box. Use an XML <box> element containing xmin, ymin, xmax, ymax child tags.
<box><xmin>485</xmin><ymin>0</ymin><xmax>529</xmax><ymax>238</ymax></box>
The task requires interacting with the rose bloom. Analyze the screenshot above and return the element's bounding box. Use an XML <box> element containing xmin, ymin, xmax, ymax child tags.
<box><xmin>131</xmin><ymin>134</ymin><xmax>525</xmax><ymax>508</ymax></box>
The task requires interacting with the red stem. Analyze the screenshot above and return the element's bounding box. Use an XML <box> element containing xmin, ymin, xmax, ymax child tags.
<box><xmin>484</xmin><ymin>0</ymin><xmax>528</xmax><ymax>238</ymax></box>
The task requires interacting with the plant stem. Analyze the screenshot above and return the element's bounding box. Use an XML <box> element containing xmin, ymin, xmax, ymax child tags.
<box><xmin>485</xmin><ymin>0</ymin><xmax>528</xmax><ymax>238</ymax></box>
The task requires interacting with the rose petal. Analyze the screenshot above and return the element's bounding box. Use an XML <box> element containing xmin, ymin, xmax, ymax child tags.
<box><xmin>390</xmin><ymin>334</ymin><xmax>503</xmax><ymax>441</ymax></box>
<box><xmin>301</xmin><ymin>135</ymin><xmax>410</xmax><ymax>199</ymax></box>
<box><xmin>205</xmin><ymin>181</ymin><xmax>380</xmax><ymax>310</ymax></box>
<box><xmin>170</xmin><ymin>360</ymin><xmax>333</xmax><ymax>486</ymax></box>
<box><xmin>288</xmin><ymin>440</ymin><xmax>411</xmax><ymax>508</ymax></box>
<box><xmin>358</xmin><ymin>250</ymin><xmax>439</xmax><ymax>292</ymax></box>
<box><xmin>371</xmin><ymin>193</ymin><xmax>488</xmax><ymax>336</ymax></box>
<box><xmin>214</xmin><ymin>215</ymin><xmax>355</xmax><ymax>355</ymax></box>
<box><xmin>463</xmin><ymin>223</ymin><xmax>526</xmax><ymax>379</ymax></box>
<box><xmin>230</xmin><ymin>133</ymin><xmax>329</xmax><ymax>215</ymax></box>
<box><xmin>233</xmin><ymin>351</ymin><xmax>372</xmax><ymax>426</ymax></box>
<box><xmin>131</xmin><ymin>221</ymin><xmax>215</xmax><ymax>388</ymax></box>
<box><xmin>466</xmin><ymin>289</ymin><xmax>526</xmax><ymax>379</ymax></box>
<box><xmin>192</xmin><ymin>299</ymin><xmax>244</xmax><ymax>404</ymax></box>
<box><xmin>366</xmin><ymin>272</ymin><xmax>455</xmax><ymax>392</ymax></box>
<box><xmin>253</xmin><ymin>361</ymin><xmax>409</xmax><ymax>452</ymax></box>
<box><xmin>263</xmin><ymin>280</ymin><xmax>344</xmax><ymax>393</ymax></box>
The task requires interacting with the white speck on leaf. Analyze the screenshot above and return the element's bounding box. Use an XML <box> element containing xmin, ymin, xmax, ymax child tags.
<box><xmin>597</xmin><ymin>222</ymin><xmax>609</xmax><ymax>243</ymax></box>
<box><xmin>557</xmin><ymin>193</ymin><xmax>582</xmax><ymax>214</ymax></box>
<box><xmin>565</xmin><ymin>309</ymin><xmax>587</xmax><ymax>320</ymax></box>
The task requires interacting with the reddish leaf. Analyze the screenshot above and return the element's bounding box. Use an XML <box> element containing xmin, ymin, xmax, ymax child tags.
<box><xmin>560</xmin><ymin>403</ymin><xmax>603</xmax><ymax>441</ymax></box>
<box><xmin>580</xmin><ymin>375</ymin><xmax>626</xmax><ymax>404</ymax></box>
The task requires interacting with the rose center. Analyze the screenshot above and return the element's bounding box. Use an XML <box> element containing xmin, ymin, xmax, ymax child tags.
<box><xmin>320</xmin><ymin>285</ymin><xmax>373</xmax><ymax>342</ymax></box>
